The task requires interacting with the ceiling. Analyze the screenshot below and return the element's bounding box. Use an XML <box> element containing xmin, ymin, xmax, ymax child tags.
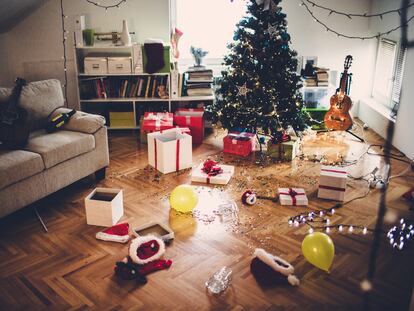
<box><xmin>0</xmin><ymin>0</ymin><xmax>49</xmax><ymax>33</ymax></box>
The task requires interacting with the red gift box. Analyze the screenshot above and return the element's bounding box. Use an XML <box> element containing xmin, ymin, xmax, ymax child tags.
<box><xmin>223</xmin><ymin>132</ymin><xmax>255</xmax><ymax>157</ymax></box>
<box><xmin>141</xmin><ymin>112</ymin><xmax>174</xmax><ymax>132</ymax></box>
<box><xmin>174</xmin><ymin>108</ymin><xmax>204</xmax><ymax>144</ymax></box>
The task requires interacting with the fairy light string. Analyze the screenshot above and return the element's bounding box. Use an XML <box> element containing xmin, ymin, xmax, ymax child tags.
<box><xmin>85</xmin><ymin>0</ymin><xmax>127</xmax><ymax>11</ymax></box>
<box><xmin>300</xmin><ymin>1</ymin><xmax>414</xmax><ymax>40</ymax></box>
<box><xmin>304</xmin><ymin>0</ymin><xmax>414</xmax><ymax>19</ymax></box>
<box><xmin>60</xmin><ymin>0</ymin><xmax>68</xmax><ymax>106</ymax></box>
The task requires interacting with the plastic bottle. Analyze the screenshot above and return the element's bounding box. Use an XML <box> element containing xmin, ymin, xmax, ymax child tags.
<box><xmin>205</xmin><ymin>266</ymin><xmax>232</xmax><ymax>294</ymax></box>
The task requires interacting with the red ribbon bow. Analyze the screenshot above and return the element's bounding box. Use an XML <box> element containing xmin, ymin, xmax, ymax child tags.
<box><xmin>202</xmin><ymin>160</ymin><xmax>223</xmax><ymax>177</ymax></box>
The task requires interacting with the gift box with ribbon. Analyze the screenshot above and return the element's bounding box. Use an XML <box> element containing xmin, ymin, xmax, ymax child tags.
<box><xmin>191</xmin><ymin>159</ymin><xmax>234</xmax><ymax>185</ymax></box>
<box><xmin>173</xmin><ymin>108</ymin><xmax>204</xmax><ymax>144</ymax></box>
<box><xmin>223</xmin><ymin>132</ymin><xmax>255</xmax><ymax>157</ymax></box>
<box><xmin>267</xmin><ymin>134</ymin><xmax>300</xmax><ymax>161</ymax></box>
<box><xmin>318</xmin><ymin>166</ymin><xmax>347</xmax><ymax>201</ymax></box>
<box><xmin>147</xmin><ymin>130</ymin><xmax>192</xmax><ymax>174</ymax></box>
<box><xmin>278</xmin><ymin>188</ymin><xmax>308</xmax><ymax>206</ymax></box>
<box><xmin>141</xmin><ymin>112</ymin><xmax>174</xmax><ymax>132</ymax></box>
<box><xmin>140</xmin><ymin>113</ymin><xmax>175</xmax><ymax>144</ymax></box>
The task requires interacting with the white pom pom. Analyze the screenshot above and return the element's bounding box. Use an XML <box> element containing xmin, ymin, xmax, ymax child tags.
<box><xmin>360</xmin><ymin>279</ymin><xmax>372</xmax><ymax>292</ymax></box>
<box><xmin>287</xmin><ymin>274</ymin><xmax>300</xmax><ymax>286</ymax></box>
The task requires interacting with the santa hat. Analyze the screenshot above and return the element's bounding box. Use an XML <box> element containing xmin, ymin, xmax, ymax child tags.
<box><xmin>251</xmin><ymin>248</ymin><xmax>300</xmax><ymax>286</ymax></box>
<box><xmin>129</xmin><ymin>235</ymin><xmax>165</xmax><ymax>265</ymax></box>
<box><xmin>96</xmin><ymin>223</ymin><xmax>130</xmax><ymax>243</ymax></box>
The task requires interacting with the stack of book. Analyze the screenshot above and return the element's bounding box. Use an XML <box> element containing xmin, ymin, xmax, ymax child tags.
<box><xmin>185</xmin><ymin>69</ymin><xmax>213</xmax><ymax>96</ymax></box>
<box><xmin>316</xmin><ymin>68</ymin><xmax>329</xmax><ymax>87</ymax></box>
<box><xmin>303</xmin><ymin>76</ymin><xmax>317</xmax><ymax>87</ymax></box>
<box><xmin>79</xmin><ymin>76</ymin><xmax>169</xmax><ymax>99</ymax></box>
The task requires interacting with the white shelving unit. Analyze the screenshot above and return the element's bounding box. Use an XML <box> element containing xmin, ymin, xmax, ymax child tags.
<box><xmin>74</xmin><ymin>44</ymin><xmax>214</xmax><ymax>130</ymax></box>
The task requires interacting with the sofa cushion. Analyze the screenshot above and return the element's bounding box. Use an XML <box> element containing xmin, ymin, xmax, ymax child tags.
<box><xmin>0</xmin><ymin>150</ymin><xmax>45</xmax><ymax>190</ymax></box>
<box><xmin>0</xmin><ymin>79</ymin><xmax>64</xmax><ymax>131</ymax></box>
<box><xmin>25</xmin><ymin>130</ymin><xmax>95</xmax><ymax>169</ymax></box>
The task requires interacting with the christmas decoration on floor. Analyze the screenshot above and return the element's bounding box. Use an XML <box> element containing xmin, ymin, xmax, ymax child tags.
<box><xmin>387</xmin><ymin>218</ymin><xmax>414</xmax><ymax>251</ymax></box>
<box><xmin>241</xmin><ymin>190</ymin><xmax>257</xmax><ymax>205</ymax></box>
<box><xmin>205</xmin><ymin>266</ymin><xmax>233</xmax><ymax>295</ymax></box>
<box><xmin>251</xmin><ymin>248</ymin><xmax>300</xmax><ymax>286</ymax></box>
<box><xmin>114</xmin><ymin>235</ymin><xmax>172</xmax><ymax>284</ymax></box>
<box><xmin>207</xmin><ymin>0</ymin><xmax>306</xmax><ymax>140</ymax></box>
<box><xmin>96</xmin><ymin>222</ymin><xmax>130</xmax><ymax>243</ymax></box>
<box><xmin>191</xmin><ymin>160</ymin><xmax>235</xmax><ymax>185</ymax></box>
<box><xmin>301</xmin><ymin>232</ymin><xmax>335</xmax><ymax>272</ymax></box>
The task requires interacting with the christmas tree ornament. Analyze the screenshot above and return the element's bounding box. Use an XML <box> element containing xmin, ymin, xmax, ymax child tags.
<box><xmin>251</xmin><ymin>248</ymin><xmax>300</xmax><ymax>286</ymax></box>
<box><xmin>96</xmin><ymin>223</ymin><xmax>130</xmax><ymax>243</ymax></box>
<box><xmin>236</xmin><ymin>83</ymin><xmax>249</xmax><ymax>97</ymax></box>
<box><xmin>169</xmin><ymin>185</ymin><xmax>198</xmax><ymax>213</ymax></box>
<box><xmin>267</xmin><ymin>24</ymin><xmax>279</xmax><ymax>38</ymax></box>
<box><xmin>301</xmin><ymin>232</ymin><xmax>335</xmax><ymax>272</ymax></box>
<box><xmin>114</xmin><ymin>235</ymin><xmax>172</xmax><ymax>284</ymax></box>
<box><xmin>242</xmin><ymin>190</ymin><xmax>257</xmax><ymax>205</ymax></box>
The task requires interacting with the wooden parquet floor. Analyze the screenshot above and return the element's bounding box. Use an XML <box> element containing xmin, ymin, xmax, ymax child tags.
<box><xmin>1</xmin><ymin>128</ymin><xmax>414</xmax><ymax>311</ymax></box>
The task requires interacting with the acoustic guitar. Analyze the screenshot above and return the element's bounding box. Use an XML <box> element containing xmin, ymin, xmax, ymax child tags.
<box><xmin>0</xmin><ymin>77</ymin><xmax>30</xmax><ymax>149</ymax></box>
<box><xmin>324</xmin><ymin>55</ymin><xmax>353</xmax><ymax>131</ymax></box>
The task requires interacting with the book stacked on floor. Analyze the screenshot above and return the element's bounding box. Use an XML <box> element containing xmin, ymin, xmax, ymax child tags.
<box><xmin>185</xmin><ymin>69</ymin><xmax>213</xmax><ymax>96</ymax></box>
<box><xmin>79</xmin><ymin>76</ymin><xmax>169</xmax><ymax>99</ymax></box>
<box><xmin>316</xmin><ymin>68</ymin><xmax>329</xmax><ymax>87</ymax></box>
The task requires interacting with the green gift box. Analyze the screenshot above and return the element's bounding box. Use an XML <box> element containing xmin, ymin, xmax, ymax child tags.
<box><xmin>267</xmin><ymin>137</ymin><xmax>300</xmax><ymax>161</ymax></box>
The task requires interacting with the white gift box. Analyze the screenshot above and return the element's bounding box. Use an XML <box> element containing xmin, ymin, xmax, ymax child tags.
<box><xmin>318</xmin><ymin>165</ymin><xmax>347</xmax><ymax>201</ymax></box>
<box><xmin>85</xmin><ymin>188</ymin><xmax>123</xmax><ymax>226</ymax></box>
<box><xmin>191</xmin><ymin>163</ymin><xmax>234</xmax><ymax>185</ymax></box>
<box><xmin>148</xmin><ymin>130</ymin><xmax>192</xmax><ymax>174</ymax></box>
<box><xmin>278</xmin><ymin>188</ymin><xmax>308</xmax><ymax>206</ymax></box>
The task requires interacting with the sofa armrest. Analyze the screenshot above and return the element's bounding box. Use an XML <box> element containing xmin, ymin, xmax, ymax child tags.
<box><xmin>49</xmin><ymin>108</ymin><xmax>106</xmax><ymax>134</ymax></box>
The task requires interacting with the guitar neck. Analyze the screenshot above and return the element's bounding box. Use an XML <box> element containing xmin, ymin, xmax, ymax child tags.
<box><xmin>339</xmin><ymin>70</ymin><xmax>348</xmax><ymax>95</ymax></box>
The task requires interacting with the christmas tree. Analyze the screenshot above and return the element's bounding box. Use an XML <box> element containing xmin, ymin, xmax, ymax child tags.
<box><xmin>207</xmin><ymin>0</ymin><xmax>305</xmax><ymax>138</ymax></box>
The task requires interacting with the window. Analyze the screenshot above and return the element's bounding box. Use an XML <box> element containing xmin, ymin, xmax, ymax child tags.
<box><xmin>372</xmin><ymin>38</ymin><xmax>406</xmax><ymax>118</ymax></box>
<box><xmin>175</xmin><ymin>0</ymin><xmax>246</xmax><ymax>74</ymax></box>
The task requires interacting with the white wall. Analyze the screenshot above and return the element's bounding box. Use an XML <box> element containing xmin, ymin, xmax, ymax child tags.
<box><xmin>358</xmin><ymin>0</ymin><xmax>414</xmax><ymax>159</ymax></box>
<box><xmin>0</xmin><ymin>0</ymin><xmax>170</xmax><ymax>108</ymax></box>
<box><xmin>281</xmin><ymin>0</ymin><xmax>376</xmax><ymax>101</ymax></box>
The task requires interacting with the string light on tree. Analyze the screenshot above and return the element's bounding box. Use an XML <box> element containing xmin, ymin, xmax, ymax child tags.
<box><xmin>236</xmin><ymin>83</ymin><xmax>250</xmax><ymax>97</ymax></box>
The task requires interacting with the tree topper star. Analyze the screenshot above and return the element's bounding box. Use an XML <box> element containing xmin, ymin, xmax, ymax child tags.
<box><xmin>236</xmin><ymin>83</ymin><xmax>249</xmax><ymax>97</ymax></box>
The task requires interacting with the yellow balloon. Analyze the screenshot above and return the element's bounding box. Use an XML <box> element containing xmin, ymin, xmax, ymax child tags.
<box><xmin>301</xmin><ymin>232</ymin><xmax>335</xmax><ymax>272</ymax></box>
<box><xmin>169</xmin><ymin>185</ymin><xmax>198</xmax><ymax>213</ymax></box>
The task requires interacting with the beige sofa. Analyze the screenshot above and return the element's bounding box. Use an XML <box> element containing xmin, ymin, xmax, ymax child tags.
<box><xmin>0</xmin><ymin>79</ymin><xmax>109</xmax><ymax>218</ymax></box>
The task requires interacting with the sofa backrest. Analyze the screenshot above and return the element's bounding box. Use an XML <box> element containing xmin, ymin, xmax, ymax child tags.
<box><xmin>0</xmin><ymin>79</ymin><xmax>64</xmax><ymax>131</ymax></box>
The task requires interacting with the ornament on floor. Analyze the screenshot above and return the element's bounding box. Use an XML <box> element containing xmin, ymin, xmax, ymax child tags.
<box><xmin>206</xmin><ymin>266</ymin><xmax>232</xmax><ymax>295</ymax></box>
<box><xmin>242</xmin><ymin>190</ymin><xmax>257</xmax><ymax>205</ymax></box>
<box><xmin>301</xmin><ymin>232</ymin><xmax>335</xmax><ymax>272</ymax></box>
<box><xmin>114</xmin><ymin>235</ymin><xmax>172</xmax><ymax>284</ymax></box>
<box><xmin>170</xmin><ymin>185</ymin><xmax>198</xmax><ymax>213</ymax></box>
<box><xmin>96</xmin><ymin>222</ymin><xmax>130</xmax><ymax>243</ymax></box>
<box><xmin>251</xmin><ymin>249</ymin><xmax>300</xmax><ymax>286</ymax></box>
<box><xmin>387</xmin><ymin>218</ymin><xmax>414</xmax><ymax>251</ymax></box>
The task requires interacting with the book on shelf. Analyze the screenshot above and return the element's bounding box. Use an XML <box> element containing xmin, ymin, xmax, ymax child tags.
<box><xmin>79</xmin><ymin>75</ymin><xmax>169</xmax><ymax>99</ymax></box>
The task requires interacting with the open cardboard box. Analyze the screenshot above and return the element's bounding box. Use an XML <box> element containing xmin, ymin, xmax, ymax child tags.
<box><xmin>85</xmin><ymin>188</ymin><xmax>123</xmax><ymax>227</ymax></box>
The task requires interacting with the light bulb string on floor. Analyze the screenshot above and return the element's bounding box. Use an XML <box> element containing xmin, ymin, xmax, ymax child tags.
<box><xmin>300</xmin><ymin>1</ymin><xmax>414</xmax><ymax>40</ymax></box>
<box><xmin>304</xmin><ymin>0</ymin><xmax>414</xmax><ymax>19</ymax></box>
<box><xmin>85</xmin><ymin>0</ymin><xmax>127</xmax><ymax>10</ymax></box>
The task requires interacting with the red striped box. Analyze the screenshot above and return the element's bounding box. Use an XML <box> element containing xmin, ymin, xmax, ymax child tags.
<box><xmin>318</xmin><ymin>166</ymin><xmax>348</xmax><ymax>201</ymax></box>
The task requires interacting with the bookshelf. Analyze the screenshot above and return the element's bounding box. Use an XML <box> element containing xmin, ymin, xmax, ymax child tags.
<box><xmin>74</xmin><ymin>44</ymin><xmax>215</xmax><ymax>130</ymax></box>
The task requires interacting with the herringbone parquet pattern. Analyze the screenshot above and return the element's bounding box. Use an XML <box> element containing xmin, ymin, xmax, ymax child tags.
<box><xmin>0</xmin><ymin>128</ymin><xmax>413</xmax><ymax>310</ymax></box>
